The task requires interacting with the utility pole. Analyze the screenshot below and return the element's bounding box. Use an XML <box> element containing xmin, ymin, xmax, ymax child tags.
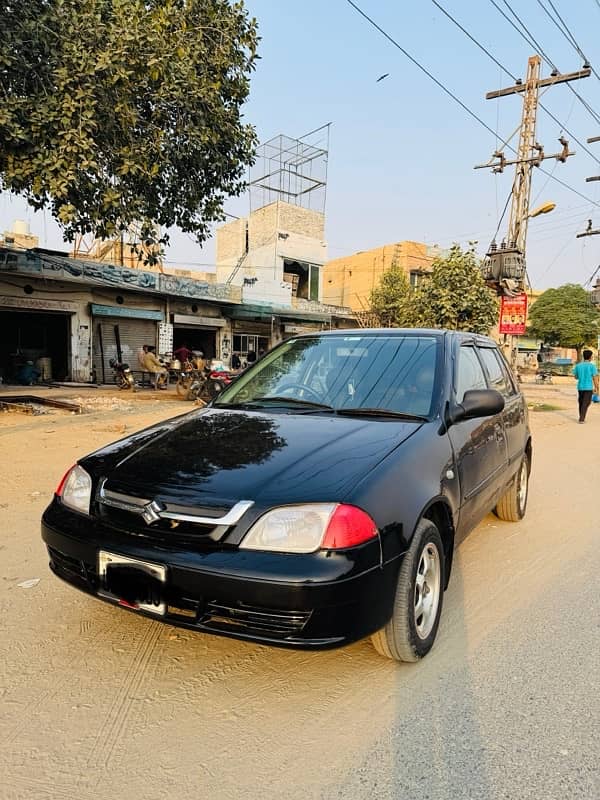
<box><xmin>476</xmin><ymin>55</ymin><xmax>591</xmax><ymax>366</ymax></box>
<box><xmin>579</xmin><ymin>137</ymin><xmax>600</xmax><ymax>310</ymax></box>
<box><xmin>576</xmin><ymin>219</ymin><xmax>600</xmax><ymax>238</ymax></box>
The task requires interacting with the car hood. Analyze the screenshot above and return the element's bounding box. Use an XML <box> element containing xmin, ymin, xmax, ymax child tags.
<box><xmin>96</xmin><ymin>408</ymin><xmax>422</xmax><ymax>508</ymax></box>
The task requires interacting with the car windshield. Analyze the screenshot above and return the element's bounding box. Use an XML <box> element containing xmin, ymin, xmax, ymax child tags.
<box><xmin>214</xmin><ymin>334</ymin><xmax>440</xmax><ymax>417</ymax></box>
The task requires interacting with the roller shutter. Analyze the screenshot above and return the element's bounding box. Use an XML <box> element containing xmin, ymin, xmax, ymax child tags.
<box><xmin>93</xmin><ymin>318</ymin><xmax>157</xmax><ymax>384</ymax></box>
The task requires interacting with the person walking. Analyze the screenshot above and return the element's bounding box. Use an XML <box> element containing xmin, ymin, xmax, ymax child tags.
<box><xmin>572</xmin><ymin>349</ymin><xmax>599</xmax><ymax>423</ymax></box>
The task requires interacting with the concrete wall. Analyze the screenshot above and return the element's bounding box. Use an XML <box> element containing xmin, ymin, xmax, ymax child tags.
<box><xmin>277</xmin><ymin>202</ymin><xmax>325</xmax><ymax>240</ymax></box>
<box><xmin>216</xmin><ymin>217</ymin><xmax>247</xmax><ymax>265</ymax></box>
<box><xmin>215</xmin><ymin>200</ymin><xmax>327</xmax><ymax>299</ymax></box>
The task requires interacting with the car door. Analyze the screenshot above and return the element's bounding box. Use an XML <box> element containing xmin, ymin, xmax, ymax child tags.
<box><xmin>478</xmin><ymin>346</ymin><xmax>527</xmax><ymax>476</ymax></box>
<box><xmin>448</xmin><ymin>343</ymin><xmax>508</xmax><ymax>538</ymax></box>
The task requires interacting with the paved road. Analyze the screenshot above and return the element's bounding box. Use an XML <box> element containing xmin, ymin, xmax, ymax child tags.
<box><xmin>0</xmin><ymin>385</ymin><xmax>598</xmax><ymax>799</ymax></box>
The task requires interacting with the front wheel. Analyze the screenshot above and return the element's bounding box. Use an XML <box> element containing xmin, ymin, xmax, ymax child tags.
<box><xmin>371</xmin><ymin>519</ymin><xmax>444</xmax><ymax>662</ymax></box>
<box><xmin>495</xmin><ymin>453</ymin><xmax>529</xmax><ymax>522</ymax></box>
<box><xmin>176</xmin><ymin>377</ymin><xmax>191</xmax><ymax>397</ymax></box>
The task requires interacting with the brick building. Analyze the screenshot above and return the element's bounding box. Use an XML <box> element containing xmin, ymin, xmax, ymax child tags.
<box><xmin>323</xmin><ymin>240</ymin><xmax>445</xmax><ymax>312</ymax></box>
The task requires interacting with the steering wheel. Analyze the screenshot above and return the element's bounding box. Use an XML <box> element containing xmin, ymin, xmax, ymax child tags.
<box><xmin>276</xmin><ymin>383</ymin><xmax>324</xmax><ymax>403</ymax></box>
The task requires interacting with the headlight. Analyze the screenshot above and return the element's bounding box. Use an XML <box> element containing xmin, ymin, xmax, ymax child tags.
<box><xmin>240</xmin><ymin>504</ymin><xmax>377</xmax><ymax>554</ymax></box>
<box><xmin>56</xmin><ymin>464</ymin><xmax>92</xmax><ymax>515</ymax></box>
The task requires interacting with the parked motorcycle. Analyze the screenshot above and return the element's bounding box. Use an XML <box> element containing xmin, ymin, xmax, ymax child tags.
<box><xmin>535</xmin><ymin>370</ymin><xmax>553</xmax><ymax>385</ymax></box>
<box><xmin>109</xmin><ymin>357</ymin><xmax>137</xmax><ymax>391</ymax></box>
<box><xmin>186</xmin><ymin>369</ymin><xmax>237</xmax><ymax>402</ymax></box>
<box><xmin>174</xmin><ymin>359</ymin><xmax>198</xmax><ymax>397</ymax></box>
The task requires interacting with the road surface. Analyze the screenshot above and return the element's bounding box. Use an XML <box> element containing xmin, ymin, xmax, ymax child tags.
<box><xmin>0</xmin><ymin>383</ymin><xmax>597</xmax><ymax>799</ymax></box>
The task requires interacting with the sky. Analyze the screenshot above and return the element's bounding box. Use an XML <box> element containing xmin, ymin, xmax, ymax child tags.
<box><xmin>2</xmin><ymin>0</ymin><xmax>600</xmax><ymax>290</ymax></box>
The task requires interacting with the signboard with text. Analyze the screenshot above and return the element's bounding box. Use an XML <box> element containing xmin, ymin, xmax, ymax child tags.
<box><xmin>499</xmin><ymin>293</ymin><xmax>528</xmax><ymax>335</ymax></box>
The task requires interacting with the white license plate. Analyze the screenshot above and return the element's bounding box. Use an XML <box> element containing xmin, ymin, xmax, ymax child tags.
<box><xmin>98</xmin><ymin>551</ymin><xmax>167</xmax><ymax>616</ymax></box>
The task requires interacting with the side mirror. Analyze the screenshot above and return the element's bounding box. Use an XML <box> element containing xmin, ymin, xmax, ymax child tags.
<box><xmin>451</xmin><ymin>389</ymin><xmax>505</xmax><ymax>424</ymax></box>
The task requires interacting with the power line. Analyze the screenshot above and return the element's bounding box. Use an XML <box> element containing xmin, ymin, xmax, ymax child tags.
<box><xmin>488</xmin><ymin>0</ymin><xmax>600</xmax><ymax>126</ymax></box>
<box><xmin>537</xmin><ymin>0</ymin><xmax>600</xmax><ymax>88</ymax></box>
<box><xmin>430</xmin><ymin>0</ymin><xmax>515</xmax><ymax>80</ymax></box>
<box><xmin>545</xmin><ymin>0</ymin><xmax>596</xmax><ymax>70</ymax></box>
<box><xmin>492</xmin><ymin>188</ymin><xmax>514</xmax><ymax>241</ymax></box>
<box><xmin>535</xmin><ymin>231</ymin><xmax>575</xmax><ymax>280</ymax></box>
<box><xmin>431</xmin><ymin>0</ymin><xmax>600</xmax><ymax>166</ymax></box>
<box><xmin>499</xmin><ymin>0</ymin><xmax>600</xmax><ymax>124</ymax></box>
<box><xmin>345</xmin><ymin>0</ymin><xmax>600</xmax><ymax>210</ymax></box>
<box><xmin>535</xmin><ymin>0</ymin><xmax>584</xmax><ymax>59</ymax></box>
<box><xmin>345</xmin><ymin>1</ymin><xmax>500</xmax><ymax>140</ymax></box>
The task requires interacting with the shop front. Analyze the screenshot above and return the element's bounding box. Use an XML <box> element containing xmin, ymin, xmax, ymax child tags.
<box><xmin>0</xmin><ymin>294</ymin><xmax>80</xmax><ymax>383</ymax></box>
<box><xmin>231</xmin><ymin>319</ymin><xmax>272</xmax><ymax>362</ymax></box>
<box><xmin>171</xmin><ymin>313</ymin><xmax>226</xmax><ymax>361</ymax></box>
<box><xmin>91</xmin><ymin>304</ymin><xmax>163</xmax><ymax>384</ymax></box>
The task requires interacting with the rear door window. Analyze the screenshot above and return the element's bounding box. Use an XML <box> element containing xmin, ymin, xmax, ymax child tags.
<box><xmin>455</xmin><ymin>346</ymin><xmax>487</xmax><ymax>403</ymax></box>
<box><xmin>479</xmin><ymin>347</ymin><xmax>512</xmax><ymax>397</ymax></box>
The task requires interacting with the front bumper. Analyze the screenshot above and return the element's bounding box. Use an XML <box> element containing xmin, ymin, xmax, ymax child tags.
<box><xmin>41</xmin><ymin>501</ymin><xmax>402</xmax><ymax>649</ymax></box>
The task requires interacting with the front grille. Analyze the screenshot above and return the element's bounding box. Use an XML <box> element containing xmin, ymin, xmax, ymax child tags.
<box><xmin>200</xmin><ymin>601</ymin><xmax>312</xmax><ymax>638</ymax></box>
<box><xmin>96</xmin><ymin>505</ymin><xmax>225</xmax><ymax>548</ymax></box>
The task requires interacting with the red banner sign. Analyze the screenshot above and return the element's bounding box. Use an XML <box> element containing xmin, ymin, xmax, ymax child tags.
<box><xmin>499</xmin><ymin>293</ymin><xmax>528</xmax><ymax>335</ymax></box>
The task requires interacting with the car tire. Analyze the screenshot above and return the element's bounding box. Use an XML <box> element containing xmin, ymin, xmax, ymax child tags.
<box><xmin>495</xmin><ymin>453</ymin><xmax>529</xmax><ymax>522</ymax></box>
<box><xmin>371</xmin><ymin>519</ymin><xmax>444</xmax><ymax>662</ymax></box>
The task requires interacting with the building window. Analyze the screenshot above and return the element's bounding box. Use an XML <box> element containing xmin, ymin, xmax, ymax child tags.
<box><xmin>232</xmin><ymin>334</ymin><xmax>269</xmax><ymax>360</ymax></box>
<box><xmin>283</xmin><ymin>259</ymin><xmax>320</xmax><ymax>301</ymax></box>
<box><xmin>410</xmin><ymin>270</ymin><xmax>426</xmax><ymax>288</ymax></box>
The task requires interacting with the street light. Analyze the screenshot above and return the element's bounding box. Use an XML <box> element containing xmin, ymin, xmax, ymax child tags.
<box><xmin>529</xmin><ymin>201</ymin><xmax>556</xmax><ymax>218</ymax></box>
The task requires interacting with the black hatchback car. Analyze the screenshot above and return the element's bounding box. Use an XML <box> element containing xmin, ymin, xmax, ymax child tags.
<box><xmin>42</xmin><ymin>329</ymin><xmax>531</xmax><ymax>661</ymax></box>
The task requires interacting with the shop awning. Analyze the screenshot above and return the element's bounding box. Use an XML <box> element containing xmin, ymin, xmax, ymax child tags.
<box><xmin>228</xmin><ymin>303</ymin><xmax>354</xmax><ymax>324</ymax></box>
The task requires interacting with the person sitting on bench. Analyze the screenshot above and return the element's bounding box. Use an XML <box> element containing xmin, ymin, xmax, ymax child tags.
<box><xmin>142</xmin><ymin>346</ymin><xmax>168</xmax><ymax>390</ymax></box>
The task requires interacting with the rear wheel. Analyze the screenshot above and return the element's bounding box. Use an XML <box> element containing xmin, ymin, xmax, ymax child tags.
<box><xmin>495</xmin><ymin>453</ymin><xmax>529</xmax><ymax>522</ymax></box>
<box><xmin>208</xmin><ymin>378</ymin><xmax>227</xmax><ymax>400</ymax></box>
<box><xmin>371</xmin><ymin>519</ymin><xmax>444</xmax><ymax>662</ymax></box>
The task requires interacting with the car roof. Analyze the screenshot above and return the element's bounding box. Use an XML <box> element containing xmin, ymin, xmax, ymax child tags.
<box><xmin>298</xmin><ymin>328</ymin><xmax>499</xmax><ymax>348</ymax></box>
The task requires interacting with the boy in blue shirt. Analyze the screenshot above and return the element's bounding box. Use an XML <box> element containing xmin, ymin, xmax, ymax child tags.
<box><xmin>572</xmin><ymin>349</ymin><xmax>599</xmax><ymax>423</ymax></box>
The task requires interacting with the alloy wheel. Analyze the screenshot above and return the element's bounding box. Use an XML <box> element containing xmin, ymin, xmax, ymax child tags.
<box><xmin>414</xmin><ymin>543</ymin><xmax>441</xmax><ymax>640</ymax></box>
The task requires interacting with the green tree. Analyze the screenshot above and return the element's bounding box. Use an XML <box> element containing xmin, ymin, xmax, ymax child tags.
<box><xmin>369</xmin><ymin>264</ymin><xmax>412</xmax><ymax>327</ymax></box>
<box><xmin>527</xmin><ymin>284</ymin><xmax>599</xmax><ymax>358</ymax></box>
<box><xmin>0</xmin><ymin>0</ymin><xmax>258</xmax><ymax>258</ymax></box>
<box><xmin>410</xmin><ymin>245</ymin><xmax>498</xmax><ymax>334</ymax></box>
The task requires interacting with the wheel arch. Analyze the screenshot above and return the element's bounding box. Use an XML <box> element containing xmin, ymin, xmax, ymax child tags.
<box><xmin>525</xmin><ymin>436</ymin><xmax>532</xmax><ymax>471</ymax></box>
<box><xmin>421</xmin><ymin>499</ymin><xmax>455</xmax><ymax>590</ymax></box>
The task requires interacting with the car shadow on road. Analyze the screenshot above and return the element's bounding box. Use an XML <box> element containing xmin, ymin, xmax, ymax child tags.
<box><xmin>330</xmin><ymin>550</ymin><xmax>496</xmax><ymax>800</ymax></box>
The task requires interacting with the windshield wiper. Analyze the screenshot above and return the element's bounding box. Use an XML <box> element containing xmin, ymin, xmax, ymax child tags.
<box><xmin>217</xmin><ymin>396</ymin><xmax>336</xmax><ymax>411</ymax></box>
<box><xmin>335</xmin><ymin>407</ymin><xmax>427</xmax><ymax>421</ymax></box>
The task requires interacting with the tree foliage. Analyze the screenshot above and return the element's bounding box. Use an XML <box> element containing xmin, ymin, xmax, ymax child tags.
<box><xmin>410</xmin><ymin>245</ymin><xmax>498</xmax><ymax>334</ymax></box>
<box><xmin>527</xmin><ymin>284</ymin><xmax>599</xmax><ymax>354</ymax></box>
<box><xmin>369</xmin><ymin>245</ymin><xmax>498</xmax><ymax>334</ymax></box>
<box><xmin>0</xmin><ymin>0</ymin><xmax>258</xmax><ymax>257</ymax></box>
<box><xmin>369</xmin><ymin>264</ymin><xmax>412</xmax><ymax>327</ymax></box>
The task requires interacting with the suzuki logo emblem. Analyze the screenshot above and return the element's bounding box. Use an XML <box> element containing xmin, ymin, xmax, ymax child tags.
<box><xmin>140</xmin><ymin>500</ymin><xmax>162</xmax><ymax>525</ymax></box>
